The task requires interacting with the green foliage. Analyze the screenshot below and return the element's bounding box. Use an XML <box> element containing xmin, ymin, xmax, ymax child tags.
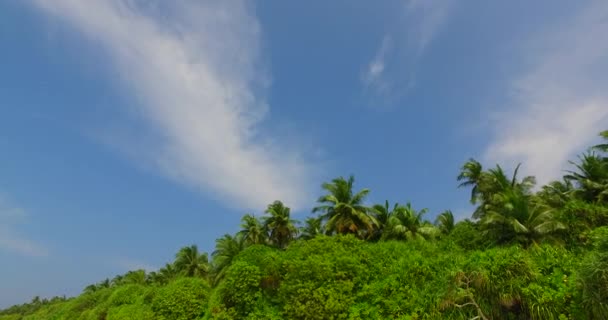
<box><xmin>152</xmin><ymin>277</ymin><xmax>210</xmax><ymax>320</ymax></box>
<box><xmin>209</xmin><ymin>261</ymin><xmax>263</xmax><ymax>318</ymax></box>
<box><xmin>174</xmin><ymin>245</ymin><xmax>210</xmax><ymax>278</ymax></box>
<box><xmin>3</xmin><ymin>129</ymin><xmax>608</xmax><ymax>320</ymax></box>
<box><xmin>447</xmin><ymin>220</ymin><xmax>488</xmax><ymax>250</ymax></box>
<box><xmin>107</xmin><ymin>304</ymin><xmax>155</xmax><ymax>320</ymax></box>
<box><xmin>263</xmin><ymin>201</ymin><xmax>298</xmax><ymax>249</ymax></box>
<box><xmin>313</xmin><ymin>175</ymin><xmax>377</xmax><ymax>238</ymax></box>
<box><xmin>577</xmin><ymin>227</ymin><xmax>608</xmax><ymax>319</ymax></box>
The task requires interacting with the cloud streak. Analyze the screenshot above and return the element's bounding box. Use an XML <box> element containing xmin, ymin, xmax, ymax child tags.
<box><xmin>30</xmin><ymin>0</ymin><xmax>312</xmax><ymax>210</ymax></box>
<box><xmin>362</xmin><ymin>36</ymin><xmax>393</xmax><ymax>96</ymax></box>
<box><xmin>484</xmin><ymin>0</ymin><xmax>608</xmax><ymax>185</ymax></box>
<box><xmin>362</xmin><ymin>0</ymin><xmax>453</xmax><ymax>100</ymax></box>
<box><xmin>0</xmin><ymin>196</ymin><xmax>48</xmax><ymax>257</ymax></box>
<box><xmin>405</xmin><ymin>0</ymin><xmax>454</xmax><ymax>53</ymax></box>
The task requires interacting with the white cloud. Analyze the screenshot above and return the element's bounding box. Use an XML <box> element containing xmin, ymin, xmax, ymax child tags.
<box><xmin>362</xmin><ymin>35</ymin><xmax>393</xmax><ymax>95</ymax></box>
<box><xmin>362</xmin><ymin>0</ymin><xmax>453</xmax><ymax>99</ymax></box>
<box><xmin>405</xmin><ymin>0</ymin><xmax>454</xmax><ymax>53</ymax></box>
<box><xmin>0</xmin><ymin>196</ymin><xmax>48</xmax><ymax>257</ymax></box>
<box><xmin>30</xmin><ymin>0</ymin><xmax>312</xmax><ymax>210</ymax></box>
<box><xmin>484</xmin><ymin>0</ymin><xmax>608</xmax><ymax>185</ymax></box>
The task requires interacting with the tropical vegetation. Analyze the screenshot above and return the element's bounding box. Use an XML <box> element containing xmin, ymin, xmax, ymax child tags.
<box><xmin>2</xmin><ymin>130</ymin><xmax>608</xmax><ymax>319</ymax></box>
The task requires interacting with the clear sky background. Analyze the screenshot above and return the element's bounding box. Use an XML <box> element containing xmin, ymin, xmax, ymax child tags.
<box><xmin>1</xmin><ymin>0</ymin><xmax>607</xmax><ymax>307</ymax></box>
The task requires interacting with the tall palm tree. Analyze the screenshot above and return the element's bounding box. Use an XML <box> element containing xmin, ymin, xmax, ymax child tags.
<box><xmin>435</xmin><ymin>210</ymin><xmax>455</xmax><ymax>235</ymax></box>
<box><xmin>263</xmin><ymin>201</ymin><xmax>298</xmax><ymax>249</ymax></box>
<box><xmin>565</xmin><ymin>153</ymin><xmax>608</xmax><ymax>204</ymax></box>
<box><xmin>460</xmin><ymin>160</ymin><xmax>536</xmax><ymax>220</ymax></box>
<box><xmin>99</xmin><ymin>279</ymin><xmax>111</xmax><ymax>289</ymax></box>
<box><xmin>174</xmin><ymin>245</ymin><xmax>209</xmax><ymax>278</ymax></box>
<box><xmin>537</xmin><ymin>179</ymin><xmax>574</xmax><ymax>208</ymax></box>
<box><xmin>239</xmin><ymin>214</ymin><xmax>267</xmax><ymax>245</ymax></box>
<box><xmin>156</xmin><ymin>263</ymin><xmax>178</xmax><ymax>284</ymax></box>
<box><xmin>480</xmin><ymin>190</ymin><xmax>566</xmax><ymax>245</ymax></box>
<box><xmin>83</xmin><ymin>284</ymin><xmax>98</xmax><ymax>294</ymax></box>
<box><xmin>592</xmin><ymin>130</ymin><xmax>608</xmax><ymax>153</ymax></box>
<box><xmin>299</xmin><ymin>217</ymin><xmax>324</xmax><ymax>240</ymax></box>
<box><xmin>383</xmin><ymin>203</ymin><xmax>436</xmax><ymax>240</ymax></box>
<box><xmin>370</xmin><ymin>200</ymin><xmax>400</xmax><ymax>240</ymax></box>
<box><xmin>211</xmin><ymin>234</ymin><xmax>246</xmax><ymax>285</ymax></box>
<box><xmin>312</xmin><ymin>175</ymin><xmax>377</xmax><ymax>238</ymax></box>
<box><xmin>458</xmin><ymin>159</ymin><xmax>484</xmax><ymax>204</ymax></box>
<box><xmin>121</xmin><ymin>270</ymin><xmax>146</xmax><ymax>285</ymax></box>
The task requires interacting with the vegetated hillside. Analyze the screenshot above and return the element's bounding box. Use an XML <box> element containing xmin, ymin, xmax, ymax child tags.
<box><xmin>1</xmin><ymin>130</ymin><xmax>607</xmax><ymax>320</ymax></box>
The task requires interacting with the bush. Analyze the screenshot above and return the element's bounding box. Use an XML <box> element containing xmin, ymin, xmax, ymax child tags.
<box><xmin>152</xmin><ymin>277</ymin><xmax>210</xmax><ymax>320</ymax></box>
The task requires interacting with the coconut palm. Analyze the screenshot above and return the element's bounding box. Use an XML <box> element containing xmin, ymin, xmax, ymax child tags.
<box><xmin>480</xmin><ymin>188</ymin><xmax>566</xmax><ymax>245</ymax></box>
<box><xmin>299</xmin><ymin>217</ymin><xmax>324</xmax><ymax>240</ymax></box>
<box><xmin>263</xmin><ymin>201</ymin><xmax>298</xmax><ymax>249</ymax></box>
<box><xmin>155</xmin><ymin>263</ymin><xmax>178</xmax><ymax>285</ymax></box>
<box><xmin>370</xmin><ymin>200</ymin><xmax>400</xmax><ymax>240</ymax></box>
<box><xmin>537</xmin><ymin>179</ymin><xmax>575</xmax><ymax>208</ymax></box>
<box><xmin>121</xmin><ymin>270</ymin><xmax>146</xmax><ymax>285</ymax></box>
<box><xmin>211</xmin><ymin>234</ymin><xmax>246</xmax><ymax>285</ymax></box>
<box><xmin>460</xmin><ymin>160</ymin><xmax>536</xmax><ymax>220</ymax></box>
<box><xmin>383</xmin><ymin>203</ymin><xmax>437</xmax><ymax>240</ymax></box>
<box><xmin>312</xmin><ymin>175</ymin><xmax>377</xmax><ymax>238</ymax></box>
<box><xmin>435</xmin><ymin>210</ymin><xmax>455</xmax><ymax>235</ymax></box>
<box><xmin>565</xmin><ymin>153</ymin><xmax>608</xmax><ymax>204</ymax></box>
<box><xmin>83</xmin><ymin>284</ymin><xmax>98</xmax><ymax>294</ymax></box>
<box><xmin>174</xmin><ymin>245</ymin><xmax>209</xmax><ymax>278</ymax></box>
<box><xmin>457</xmin><ymin>159</ymin><xmax>484</xmax><ymax>204</ymax></box>
<box><xmin>592</xmin><ymin>130</ymin><xmax>608</xmax><ymax>153</ymax></box>
<box><xmin>239</xmin><ymin>214</ymin><xmax>267</xmax><ymax>245</ymax></box>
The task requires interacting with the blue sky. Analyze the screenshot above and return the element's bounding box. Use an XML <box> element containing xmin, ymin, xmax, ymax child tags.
<box><xmin>1</xmin><ymin>0</ymin><xmax>608</xmax><ymax>307</ymax></box>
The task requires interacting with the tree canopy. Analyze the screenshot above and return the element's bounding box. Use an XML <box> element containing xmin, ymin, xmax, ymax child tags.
<box><xmin>2</xmin><ymin>130</ymin><xmax>608</xmax><ymax>320</ymax></box>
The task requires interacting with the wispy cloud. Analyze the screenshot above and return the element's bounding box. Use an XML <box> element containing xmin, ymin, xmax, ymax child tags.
<box><xmin>362</xmin><ymin>0</ymin><xmax>453</xmax><ymax>100</ymax></box>
<box><xmin>362</xmin><ymin>36</ymin><xmax>393</xmax><ymax>96</ymax></box>
<box><xmin>484</xmin><ymin>0</ymin><xmax>608</xmax><ymax>185</ymax></box>
<box><xmin>0</xmin><ymin>196</ymin><xmax>48</xmax><ymax>257</ymax></box>
<box><xmin>405</xmin><ymin>0</ymin><xmax>454</xmax><ymax>53</ymax></box>
<box><xmin>30</xmin><ymin>0</ymin><xmax>312</xmax><ymax>210</ymax></box>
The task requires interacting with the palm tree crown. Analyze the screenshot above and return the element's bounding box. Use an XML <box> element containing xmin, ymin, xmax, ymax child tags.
<box><xmin>435</xmin><ymin>210</ymin><xmax>455</xmax><ymax>235</ymax></box>
<box><xmin>263</xmin><ymin>201</ymin><xmax>298</xmax><ymax>249</ymax></box>
<box><xmin>211</xmin><ymin>234</ymin><xmax>246</xmax><ymax>285</ymax></box>
<box><xmin>239</xmin><ymin>214</ymin><xmax>267</xmax><ymax>245</ymax></box>
<box><xmin>174</xmin><ymin>245</ymin><xmax>209</xmax><ymax>278</ymax></box>
<box><xmin>312</xmin><ymin>175</ymin><xmax>377</xmax><ymax>238</ymax></box>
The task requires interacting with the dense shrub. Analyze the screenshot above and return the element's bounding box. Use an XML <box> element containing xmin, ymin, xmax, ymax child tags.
<box><xmin>152</xmin><ymin>277</ymin><xmax>210</xmax><ymax>320</ymax></box>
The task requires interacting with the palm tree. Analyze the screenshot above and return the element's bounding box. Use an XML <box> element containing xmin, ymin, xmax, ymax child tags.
<box><xmin>211</xmin><ymin>234</ymin><xmax>246</xmax><ymax>285</ymax></box>
<box><xmin>565</xmin><ymin>153</ymin><xmax>608</xmax><ymax>204</ymax></box>
<box><xmin>122</xmin><ymin>270</ymin><xmax>146</xmax><ymax>285</ymax></box>
<box><xmin>239</xmin><ymin>214</ymin><xmax>267</xmax><ymax>245</ymax></box>
<box><xmin>99</xmin><ymin>278</ymin><xmax>111</xmax><ymax>289</ymax></box>
<box><xmin>83</xmin><ymin>284</ymin><xmax>98</xmax><ymax>294</ymax></box>
<box><xmin>174</xmin><ymin>245</ymin><xmax>209</xmax><ymax>278</ymax></box>
<box><xmin>460</xmin><ymin>161</ymin><xmax>536</xmax><ymax>220</ymax></box>
<box><xmin>592</xmin><ymin>130</ymin><xmax>608</xmax><ymax>153</ymax></box>
<box><xmin>299</xmin><ymin>217</ymin><xmax>324</xmax><ymax>240</ymax></box>
<box><xmin>383</xmin><ymin>203</ymin><xmax>437</xmax><ymax>240</ymax></box>
<box><xmin>156</xmin><ymin>263</ymin><xmax>178</xmax><ymax>284</ymax></box>
<box><xmin>457</xmin><ymin>159</ymin><xmax>484</xmax><ymax>204</ymax></box>
<box><xmin>263</xmin><ymin>201</ymin><xmax>298</xmax><ymax>249</ymax></box>
<box><xmin>480</xmin><ymin>186</ymin><xmax>566</xmax><ymax>246</ymax></box>
<box><xmin>537</xmin><ymin>179</ymin><xmax>574</xmax><ymax>208</ymax></box>
<box><xmin>370</xmin><ymin>200</ymin><xmax>400</xmax><ymax>240</ymax></box>
<box><xmin>312</xmin><ymin>175</ymin><xmax>377</xmax><ymax>238</ymax></box>
<box><xmin>435</xmin><ymin>210</ymin><xmax>455</xmax><ymax>235</ymax></box>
